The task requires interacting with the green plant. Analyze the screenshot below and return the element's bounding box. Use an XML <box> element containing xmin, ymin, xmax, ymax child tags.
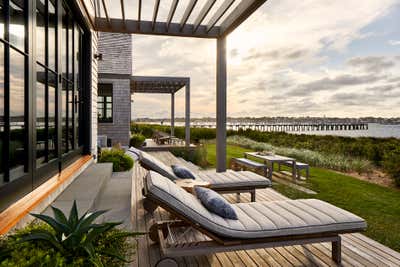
<box><xmin>383</xmin><ymin>149</ymin><xmax>400</xmax><ymax>186</ymax></box>
<box><xmin>99</xmin><ymin>148</ymin><xmax>134</xmax><ymax>172</ymax></box>
<box><xmin>129</xmin><ymin>133</ymin><xmax>145</xmax><ymax>148</ymax></box>
<box><xmin>0</xmin><ymin>201</ymin><xmax>141</xmax><ymax>266</ymax></box>
<box><xmin>171</xmin><ymin>146</ymin><xmax>208</xmax><ymax>168</ymax></box>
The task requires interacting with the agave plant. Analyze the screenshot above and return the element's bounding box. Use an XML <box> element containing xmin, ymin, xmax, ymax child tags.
<box><xmin>18</xmin><ymin>201</ymin><xmax>138</xmax><ymax>267</ymax></box>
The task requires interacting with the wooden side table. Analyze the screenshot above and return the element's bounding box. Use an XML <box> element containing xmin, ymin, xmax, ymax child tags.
<box><xmin>175</xmin><ymin>179</ymin><xmax>211</xmax><ymax>194</ymax></box>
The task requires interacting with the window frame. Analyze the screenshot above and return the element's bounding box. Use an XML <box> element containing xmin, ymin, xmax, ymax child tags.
<box><xmin>97</xmin><ymin>84</ymin><xmax>113</xmax><ymax>123</ymax></box>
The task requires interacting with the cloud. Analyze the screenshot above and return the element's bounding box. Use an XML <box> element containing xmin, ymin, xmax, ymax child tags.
<box><xmin>347</xmin><ymin>56</ymin><xmax>395</xmax><ymax>73</ymax></box>
<box><xmin>291</xmin><ymin>74</ymin><xmax>385</xmax><ymax>96</ymax></box>
<box><xmin>388</xmin><ymin>40</ymin><xmax>400</xmax><ymax>46</ymax></box>
<box><xmin>130</xmin><ymin>0</ymin><xmax>399</xmax><ymax>118</ymax></box>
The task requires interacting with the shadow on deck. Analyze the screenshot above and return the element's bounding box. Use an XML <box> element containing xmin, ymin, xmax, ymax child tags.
<box><xmin>130</xmin><ymin>152</ymin><xmax>400</xmax><ymax>267</ymax></box>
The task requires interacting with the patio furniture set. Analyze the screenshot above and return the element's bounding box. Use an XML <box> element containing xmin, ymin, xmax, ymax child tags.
<box><xmin>126</xmin><ymin>147</ymin><xmax>366</xmax><ymax>267</ymax></box>
<box><xmin>153</xmin><ymin>131</ymin><xmax>183</xmax><ymax>146</ymax></box>
<box><xmin>231</xmin><ymin>151</ymin><xmax>310</xmax><ymax>180</ymax></box>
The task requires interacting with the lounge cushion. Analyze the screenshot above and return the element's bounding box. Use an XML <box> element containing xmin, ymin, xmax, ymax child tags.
<box><xmin>146</xmin><ymin>171</ymin><xmax>367</xmax><ymax>239</ymax></box>
<box><xmin>140</xmin><ymin>151</ymin><xmax>178</xmax><ymax>181</ymax></box>
<box><xmin>171</xmin><ymin>165</ymin><xmax>196</xmax><ymax>180</ymax></box>
<box><xmin>126</xmin><ymin>150</ymin><xmax>140</xmax><ymax>161</ymax></box>
<box><xmin>194</xmin><ymin>187</ymin><xmax>238</xmax><ymax>220</ymax></box>
<box><xmin>128</xmin><ymin>147</ymin><xmax>143</xmax><ymax>160</ymax></box>
<box><xmin>196</xmin><ymin>170</ymin><xmax>272</xmax><ymax>189</ymax></box>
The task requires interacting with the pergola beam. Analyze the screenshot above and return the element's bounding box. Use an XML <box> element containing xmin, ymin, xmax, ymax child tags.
<box><xmin>180</xmin><ymin>0</ymin><xmax>198</xmax><ymax>30</ymax></box>
<box><xmin>220</xmin><ymin>0</ymin><xmax>267</xmax><ymax>36</ymax></box>
<box><xmin>96</xmin><ymin>18</ymin><xmax>220</xmax><ymax>38</ymax></box>
<box><xmin>193</xmin><ymin>0</ymin><xmax>216</xmax><ymax>32</ymax></box>
<box><xmin>167</xmin><ymin>0</ymin><xmax>179</xmax><ymax>30</ymax></box>
<box><xmin>206</xmin><ymin>0</ymin><xmax>235</xmax><ymax>33</ymax></box>
<box><xmin>152</xmin><ymin>0</ymin><xmax>160</xmax><ymax>30</ymax></box>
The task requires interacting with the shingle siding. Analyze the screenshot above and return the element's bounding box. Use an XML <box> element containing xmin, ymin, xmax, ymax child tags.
<box><xmin>98</xmin><ymin>32</ymin><xmax>132</xmax><ymax>75</ymax></box>
<box><xmin>97</xmin><ymin>32</ymin><xmax>132</xmax><ymax>146</ymax></box>
<box><xmin>98</xmin><ymin>78</ymin><xmax>131</xmax><ymax>146</ymax></box>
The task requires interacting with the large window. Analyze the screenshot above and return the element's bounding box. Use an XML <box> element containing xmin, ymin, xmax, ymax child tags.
<box><xmin>0</xmin><ymin>0</ymin><xmax>28</xmax><ymax>184</ymax></box>
<box><xmin>0</xmin><ymin>0</ymin><xmax>89</xmax><ymax>211</ymax></box>
<box><xmin>98</xmin><ymin>84</ymin><xmax>113</xmax><ymax>123</ymax></box>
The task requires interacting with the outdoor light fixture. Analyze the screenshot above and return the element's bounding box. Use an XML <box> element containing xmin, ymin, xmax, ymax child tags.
<box><xmin>94</xmin><ymin>53</ymin><xmax>103</xmax><ymax>60</ymax></box>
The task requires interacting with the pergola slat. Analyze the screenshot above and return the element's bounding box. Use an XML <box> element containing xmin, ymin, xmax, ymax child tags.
<box><xmin>120</xmin><ymin>0</ymin><xmax>125</xmax><ymax>23</ymax></box>
<box><xmin>193</xmin><ymin>0</ymin><xmax>216</xmax><ymax>33</ymax></box>
<box><xmin>138</xmin><ymin>0</ymin><xmax>142</xmax><ymax>29</ymax></box>
<box><xmin>152</xmin><ymin>0</ymin><xmax>161</xmax><ymax>30</ymax></box>
<box><xmin>180</xmin><ymin>0</ymin><xmax>198</xmax><ymax>30</ymax></box>
<box><xmin>167</xmin><ymin>0</ymin><xmax>179</xmax><ymax>30</ymax></box>
<box><xmin>206</xmin><ymin>0</ymin><xmax>235</xmax><ymax>33</ymax></box>
<box><xmin>220</xmin><ymin>0</ymin><xmax>267</xmax><ymax>36</ymax></box>
<box><xmin>101</xmin><ymin>0</ymin><xmax>110</xmax><ymax>24</ymax></box>
<box><xmin>96</xmin><ymin>18</ymin><xmax>220</xmax><ymax>38</ymax></box>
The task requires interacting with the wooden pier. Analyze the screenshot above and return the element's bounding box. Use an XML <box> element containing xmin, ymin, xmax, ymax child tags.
<box><xmin>192</xmin><ymin>123</ymin><xmax>369</xmax><ymax>132</ymax></box>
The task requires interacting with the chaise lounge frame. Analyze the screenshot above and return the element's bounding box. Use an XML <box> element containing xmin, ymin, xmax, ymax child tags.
<box><xmin>143</xmin><ymin>175</ymin><xmax>365</xmax><ymax>267</ymax></box>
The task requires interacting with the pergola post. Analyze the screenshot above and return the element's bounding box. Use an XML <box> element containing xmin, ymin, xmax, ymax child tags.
<box><xmin>216</xmin><ymin>36</ymin><xmax>227</xmax><ymax>172</ymax></box>
<box><xmin>185</xmin><ymin>81</ymin><xmax>190</xmax><ymax>147</ymax></box>
<box><xmin>171</xmin><ymin>92</ymin><xmax>175</xmax><ymax>136</ymax></box>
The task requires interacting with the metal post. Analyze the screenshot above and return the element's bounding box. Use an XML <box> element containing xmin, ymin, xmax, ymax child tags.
<box><xmin>171</xmin><ymin>92</ymin><xmax>175</xmax><ymax>137</ymax></box>
<box><xmin>185</xmin><ymin>82</ymin><xmax>190</xmax><ymax>148</ymax></box>
<box><xmin>216</xmin><ymin>36</ymin><xmax>227</xmax><ymax>172</ymax></box>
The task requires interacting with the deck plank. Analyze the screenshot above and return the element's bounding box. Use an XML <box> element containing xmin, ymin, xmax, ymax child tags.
<box><xmin>131</xmin><ymin>154</ymin><xmax>400</xmax><ymax>267</ymax></box>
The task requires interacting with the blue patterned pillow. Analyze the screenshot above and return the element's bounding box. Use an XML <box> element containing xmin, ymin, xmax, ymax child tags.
<box><xmin>171</xmin><ymin>165</ymin><xmax>196</xmax><ymax>180</ymax></box>
<box><xmin>194</xmin><ymin>187</ymin><xmax>238</xmax><ymax>220</ymax></box>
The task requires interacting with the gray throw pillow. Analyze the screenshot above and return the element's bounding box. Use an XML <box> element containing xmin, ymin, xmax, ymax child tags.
<box><xmin>194</xmin><ymin>187</ymin><xmax>238</xmax><ymax>220</ymax></box>
<box><xmin>171</xmin><ymin>165</ymin><xmax>196</xmax><ymax>180</ymax></box>
<box><xmin>125</xmin><ymin>150</ymin><xmax>139</xmax><ymax>161</ymax></box>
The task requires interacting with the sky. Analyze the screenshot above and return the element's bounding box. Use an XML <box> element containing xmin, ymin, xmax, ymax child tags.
<box><xmin>128</xmin><ymin>0</ymin><xmax>400</xmax><ymax>119</ymax></box>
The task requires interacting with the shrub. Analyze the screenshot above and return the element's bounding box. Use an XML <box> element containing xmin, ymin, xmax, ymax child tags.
<box><xmin>129</xmin><ymin>134</ymin><xmax>145</xmax><ymax>148</ymax></box>
<box><xmin>0</xmin><ymin>201</ymin><xmax>141</xmax><ymax>266</ymax></box>
<box><xmin>99</xmin><ymin>148</ymin><xmax>134</xmax><ymax>172</ymax></box>
<box><xmin>227</xmin><ymin>136</ymin><xmax>373</xmax><ymax>173</ymax></box>
<box><xmin>171</xmin><ymin>146</ymin><xmax>208</xmax><ymax>168</ymax></box>
<box><xmin>383</xmin><ymin>149</ymin><xmax>400</xmax><ymax>187</ymax></box>
<box><xmin>130</xmin><ymin>124</ymin><xmax>154</xmax><ymax>138</ymax></box>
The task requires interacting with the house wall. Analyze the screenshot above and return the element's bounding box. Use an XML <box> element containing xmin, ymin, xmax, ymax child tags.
<box><xmin>97</xmin><ymin>32</ymin><xmax>132</xmax><ymax>146</ymax></box>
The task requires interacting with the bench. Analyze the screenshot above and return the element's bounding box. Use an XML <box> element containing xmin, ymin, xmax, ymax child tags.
<box><xmin>278</xmin><ymin>161</ymin><xmax>310</xmax><ymax>179</ymax></box>
<box><xmin>230</xmin><ymin>158</ymin><xmax>269</xmax><ymax>177</ymax></box>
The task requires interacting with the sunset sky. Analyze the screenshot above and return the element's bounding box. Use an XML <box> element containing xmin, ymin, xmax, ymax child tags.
<box><xmin>127</xmin><ymin>0</ymin><xmax>400</xmax><ymax>119</ymax></box>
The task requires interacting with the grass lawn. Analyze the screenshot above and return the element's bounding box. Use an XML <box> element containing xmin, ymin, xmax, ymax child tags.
<box><xmin>204</xmin><ymin>143</ymin><xmax>400</xmax><ymax>252</ymax></box>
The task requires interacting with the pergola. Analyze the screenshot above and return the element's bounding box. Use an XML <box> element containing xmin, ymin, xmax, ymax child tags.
<box><xmin>84</xmin><ymin>0</ymin><xmax>268</xmax><ymax>172</ymax></box>
<box><xmin>131</xmin><ymin>76</ymin><xmax>190</xmax><ymax>146</ymax></box>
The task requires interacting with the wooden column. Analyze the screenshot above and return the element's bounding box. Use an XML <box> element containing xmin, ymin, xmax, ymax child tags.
<box><xmin>171</xmin><ymin>92</ymin><xmax>175</xmax><ymax>136</ymax></box>
<box><xmin>216</xmin><ymin>36</ymin><xmax>227</xmax><ymax>172</ymax></box>
<box><xmin>185</xmin><ymin>82</ymin><xmax>190</xmax><ymax>147</ymax></box>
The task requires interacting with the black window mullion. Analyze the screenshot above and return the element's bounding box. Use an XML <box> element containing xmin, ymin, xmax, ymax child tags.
<box><xmin>71</xmin><ymin>19</ymin><xmax>75</xmax><ymax>150</ymax></box>
<box><xmin>3</xmin><ymin>0</ymin><xmax>10</xmax><ymax>182</ymax></box>
<box><xmin>44</xmin><ymin>0</ymin><xmax>49</xmax><ymax>162</ymax></box>
<box><xmin>65</xmin><ymin>14</ymin><xmax>69</xmax><ymax>152</ymax></box>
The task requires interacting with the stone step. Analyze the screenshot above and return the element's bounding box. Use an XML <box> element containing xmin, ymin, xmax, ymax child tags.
<box><xmin>94</xmin><ymin>170</ymin><xmax>133</xmax><ymax>230</ymax></box>
<box><xmin>42</xmin><ymin>162</ymin><xmax>113</xmax><ymax>217</ymax></box>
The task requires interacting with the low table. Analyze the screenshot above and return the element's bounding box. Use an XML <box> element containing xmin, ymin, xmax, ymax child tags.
<box><xmin>175</xmin><ymin>179</ymin><xmax>211</xmax><ymax>193</ymax></box>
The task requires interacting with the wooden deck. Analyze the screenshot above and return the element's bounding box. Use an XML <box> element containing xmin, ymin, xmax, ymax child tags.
<box><xmin>130</xmin><ymin>152</ymin><xmax>400</xmax><ymax>267</ymax></box>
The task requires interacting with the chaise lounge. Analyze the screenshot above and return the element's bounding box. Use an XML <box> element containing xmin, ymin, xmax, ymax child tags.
<box><xmin>144</xmin><ymin>171</ymin><xmax>367</xmax><ymax>267</ymax></box>
<box><xmin>127</xmin><ymin>147</ymin><xmax>272</xmax><ymax>202</ymax></box>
